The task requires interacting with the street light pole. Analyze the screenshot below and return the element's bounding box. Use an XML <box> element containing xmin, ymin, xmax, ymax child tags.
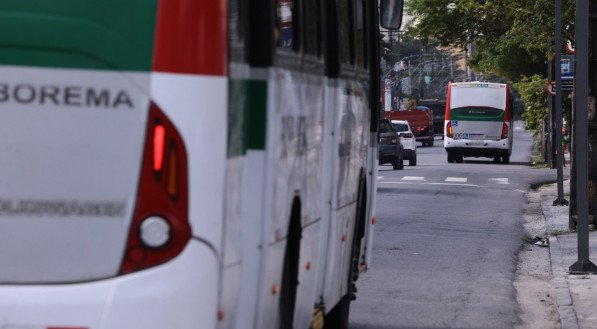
<box><xmin>553</xmin><ymin>0</ymin><xmax>568</xmax><ymax>206</ymax></box>
<box><xmin>569</xmin><ymin>0</ymin><xmax>597</xmax><ymax>274</ymax></box>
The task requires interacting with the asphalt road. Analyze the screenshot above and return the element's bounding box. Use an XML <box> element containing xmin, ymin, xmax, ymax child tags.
<box><xmin>349</xmin><ymin>122</ymin><xmax>556</xmax><ymax>329</ymax></box>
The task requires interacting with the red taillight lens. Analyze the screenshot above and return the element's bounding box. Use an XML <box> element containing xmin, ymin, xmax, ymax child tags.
<box><xmin>446</xmin><ymin>122</ymin><xmax>453</xmax><ymax>138</ymax></box>
<box><xmin>391</xmin><ymin>135</ymin><xmax>398</xmax><ymax>144</ymax></box>
<box><xmin>501</xmin><ymin>123</ymin><xmax>509</xmax><ymax>139</ymax></box>
<box><xmin>153</xmin><ymin>125</ymin><xmax>166</xmax><ymax>171</ymax></box>
<box><xmin>404</xmin><ymin>133</ymin><xmax>414</xmax><ymax>138</ymax></box>
<box><xmin>120</xmin><ymin>102</ymin><xmax>191</xmax><ymax>274</ymax></box>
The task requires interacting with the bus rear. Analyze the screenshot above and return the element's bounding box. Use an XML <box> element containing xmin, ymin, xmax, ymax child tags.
<box><xmin>444</xmin><ymin>82</ymin><xmax>513</xmax><ymax>164</ymax></box>
<box><xmin>0</xmin><ymin>1</ymin><xmax>226</xmax><ymax>328</ymax></box>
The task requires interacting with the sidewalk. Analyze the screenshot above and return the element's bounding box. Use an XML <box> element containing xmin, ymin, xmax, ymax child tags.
<box><xmin>539</xmin><ymin>177</ymin><xmax>597</xmax><ymax>329</ymax></box>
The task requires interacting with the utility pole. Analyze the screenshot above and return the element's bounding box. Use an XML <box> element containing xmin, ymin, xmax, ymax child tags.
<box><xmin>569</xmin><ymin>0</ymin><xmax>597</xmax><ymax>274</ymax></box>
<box><xmin>553</xmin><ymin>0</ymin><xmax>568</xmax><ymax>206</ymax></box>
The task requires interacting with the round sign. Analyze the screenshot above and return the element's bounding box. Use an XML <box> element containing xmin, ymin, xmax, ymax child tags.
<box><xmin>546</xmin><ymin>80</ymin><xmax>556</xmax><ymax>96</ymax></box>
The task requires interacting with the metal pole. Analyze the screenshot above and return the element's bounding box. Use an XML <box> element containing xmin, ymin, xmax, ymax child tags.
<box><xmin>569</xmin><ymin>0</ymin><xmax>597</xmax><ymax>274</ymax></box>
<box><xmin>548</xmin><ymin>59</ymin><xmax>554</xmax><ymax>167</ymax></box>
<box><xmin>553</xmin><ymin>0</ymin><xmax>568</xmax><ymax>206</ymax></box>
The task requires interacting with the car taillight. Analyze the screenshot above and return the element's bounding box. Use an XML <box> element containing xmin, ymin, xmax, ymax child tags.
<box><xmin>120</xmin><ymin>102</ymin><xmax>191</xmax><ymax>274</ymax></box>
<box><xmin>447</xmin><ymin>122</ymin><xmax>453</xmax><ymax>138</ymax></box>
<box><xmin>391</xmin><ymin>135</ymin><xmax>398</xmax><ymax>144</ymax></box>
<box><xmin>501</xmin><ymin>123</ymin><xmax>509</xmax><ymax>139</ymax></box>
<box><xmin>404</xmin><ymin>133</ymin><xmax>414</xmax><ymax>138</ymax></box>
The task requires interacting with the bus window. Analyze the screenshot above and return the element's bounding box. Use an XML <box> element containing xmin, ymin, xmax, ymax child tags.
<box><xmin>338</xmin><ymin>0</ymin><xmax>353</xmax><ymax>65</ymax></box>
<box><xmin>355</xmin><ymin>0</ymin><xmax>366</xmax><ymax>68</ymax></box>
<box><xmin>276</xmin><ymin>0</ymin><xmax>296</xmax><ymax>49</ymax></box>
<box><xmin>304</xmin><ymin>0</ymin><xmax>322</xmax><ymax>56</ymax></box>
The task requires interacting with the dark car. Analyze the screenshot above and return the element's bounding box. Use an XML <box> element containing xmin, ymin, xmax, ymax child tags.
<box><xmin>378</xmin><ymin>119</ymin><xmax>404</xmax><ymax>170</ymax></box>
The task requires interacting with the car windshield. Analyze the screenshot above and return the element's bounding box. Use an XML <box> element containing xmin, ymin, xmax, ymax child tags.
<box><xmin>392</xmin><ymin>123</ymin><xmax>409</xmax><ymax>132</ymax></box>
<box><xmin>380</xmin><ymin>122</ymin><xmax>394</xmax><ymax>133</ymax></box>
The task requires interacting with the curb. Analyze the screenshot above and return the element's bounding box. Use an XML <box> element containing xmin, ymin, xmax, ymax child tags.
<box><xmin>549</xmin><ymin>236</ymin><xmax>578</xmax><ymax>329</ymax></box>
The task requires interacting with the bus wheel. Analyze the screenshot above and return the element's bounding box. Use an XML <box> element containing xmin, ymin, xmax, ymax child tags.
<box><xmin>493</xmin><ymin>156</ymin><xmax>500</xmax><ymax>164</ymax></box>
<box><xmin>455</xmin><ymin>154</ymin><xmax>464</xmax><ymax>163</ymax></box>
<box><xmin>279</xmin><ymin>199</ymin><xmax>302</xmax><ymax>329</ymax></box>
<box><xmin>501</xmin><ymin>156</ymin><xmax>510</xmax><ymax>164</ymax></box>
<box><xmin>447</xmin><ymin>152</ymin><xmax>455</xmax><ymax>163</ymax></box>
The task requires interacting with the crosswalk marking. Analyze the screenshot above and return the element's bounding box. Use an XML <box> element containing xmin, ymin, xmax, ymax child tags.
<box><xmin>402</xmin><ymin>176</ymin><xmax>425</xmax><ymax>181</ymax></box>
<box><xmin>379</xmin><ymin>176</ymin><xmax>512</xmax><ymax>186</ymax></box>
<box><xmin>445</xmin><ymin>177</ymin><xmax>467</xmax><ymax>183</ymax></box>
<box><xmin>489</xmin><ymin>178</ymin><xmax>509</xmax><ymax>185</ymax></box>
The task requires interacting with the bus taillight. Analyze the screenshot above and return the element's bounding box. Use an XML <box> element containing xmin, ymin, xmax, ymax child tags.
<box><xmin>501</xmin><ymin>123</ymin><xmax>509</xmax><ymax>139</ymax></box>
<box><xmin>120</xmin><ymin>102</ymin><xmax>191</xmax><ymax>275</ymax></box>
<box><xmin>446</xmin><ymin>122</ymin><xmax>453</xmax><ymax>138</ymax></box>
<box><xmin>153</xmin><ymin>124</ymin><xmax>166</xmax><ymax>171</ymax></box>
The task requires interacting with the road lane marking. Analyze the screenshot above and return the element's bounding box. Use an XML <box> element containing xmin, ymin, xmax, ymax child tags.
<box><xmin>490</xmin><ymin>178</ymin><xmax>509</xmax><ymax>185</ymax></box>
<box><xmin>445</xmin><ymin>177</ymin><xmax>468</xmax><ymax>183</ymax></box>
<box><xmin>378</xmin><ymin>176</ymin><xmax>384</xmax><ymax>181</ymax></box>
<box><xmin>401</xmin><ymin>176</ymin><xmax>425</xmax><ymax>181</ymax></box>
<box><xmin>379</xmin><ymin>181</ymin><xmax>480</xmax><ymax>188</ymax></box>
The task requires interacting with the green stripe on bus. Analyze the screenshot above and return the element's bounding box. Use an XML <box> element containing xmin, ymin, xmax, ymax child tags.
<box><xmin>228</xmin><ymin>79</ymin><xmax>267</xmax><ymax>156</ymax></box>
<box><xmin>0</xmin><ymin>0</ymin><xmax>157</xmax><ymax>71</ymax></box>
<box><xmin>450</xmin><ymin>112</ymin><xmax>505</xmax><ymax>122</ymax></box>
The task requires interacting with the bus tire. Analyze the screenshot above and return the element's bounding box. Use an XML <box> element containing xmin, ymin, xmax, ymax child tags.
<box><xmin>447</xmin><ymin>152</ymin><xmax>455</xmax><ymax>163</ymax></box>
<box><xmin>324</xmin><ymin>177</ymin><xmax>366</xmax><ymax>329</ymax></box>
<box><xmin>279</xmin><ymin>199</ymin><xmax>302</xmax><ymax>329</ymax></box>
<box><xmin>501</xmin><ymin>155</ymin><xmax>510</xmax><ymax>164</ymax></box>
<box><xmin>455</xmin><ymin>154</ymin><xmax>464</xmax><ymax>163</ymax></box>
<box><xmin>493</xmin><ymin>156</ymin><xmax>500</xmax><ymax>164</ymax></box>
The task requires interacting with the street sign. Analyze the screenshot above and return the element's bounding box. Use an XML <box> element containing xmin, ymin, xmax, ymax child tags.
<box><xmin>547</xmin><ymin>80</ymin><xmax>556</xmax><ymax>96</ymax></box>
<box><xmin>561</xmin><ymin>55</ymin><xmax>575</xmax><ymax>92</ymax></box>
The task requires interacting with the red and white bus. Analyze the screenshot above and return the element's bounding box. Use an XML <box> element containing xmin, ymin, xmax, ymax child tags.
<box><xmin>0</xmin><ymin>1</ymin><xmax>402</xmax><ymax>328</ymax></box>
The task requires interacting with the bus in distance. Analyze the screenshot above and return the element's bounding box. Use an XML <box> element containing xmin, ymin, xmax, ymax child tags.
<box><xmin>444</xmin><ymin>82</ymin><xmax>514</xmax><ymax>164</ymax></box>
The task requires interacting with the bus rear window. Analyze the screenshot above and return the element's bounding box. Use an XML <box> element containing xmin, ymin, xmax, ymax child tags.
<box><xmin>451</xmin><ymin>107</ymin><xmax>504</xmax><ymax>121</ymax></box>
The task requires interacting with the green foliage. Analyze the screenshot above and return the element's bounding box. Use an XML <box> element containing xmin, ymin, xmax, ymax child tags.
<box><xmin>514</xmin><ymin>75</ymin><xmax>548</xmax><ymax>131</ymax></box>
<box><xmin>405</xmin><ymin>0</ymin><xmax>576</xmax><ymax>83</ymax></box>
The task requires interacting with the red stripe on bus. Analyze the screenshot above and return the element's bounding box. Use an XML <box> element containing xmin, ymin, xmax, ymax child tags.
<box><xmin>153</xmin><ymin>0</ymin><xmax>227</xmax><ymax>76</ymax></box>
<box><xmin>445</xmin><ymin>83</ymin><xmax>452</xmax><ymax>120</ymax></box>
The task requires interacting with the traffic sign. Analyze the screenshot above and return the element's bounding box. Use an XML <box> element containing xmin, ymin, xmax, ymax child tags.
<box><xmin>547</xmin><ymin>80</ymin><xmax>556</xmax><ymax>96</ymax></box>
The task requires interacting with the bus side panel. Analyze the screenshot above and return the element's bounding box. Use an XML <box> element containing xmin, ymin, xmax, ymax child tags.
<box><xmin>323</xmin><ymin>78</ymin><xmax>369</xmax><ymax>311</ymax></box>
<box><xmin>253</xmin><ymin>67</ymin><xmax>326</xmax><ymax>329</ymax></box>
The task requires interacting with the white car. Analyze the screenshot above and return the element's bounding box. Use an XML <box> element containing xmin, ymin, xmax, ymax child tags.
<box><xmin>391</xmin><ymin>120</ymin><xmax>417</xmax><ymax>166</ymax></box>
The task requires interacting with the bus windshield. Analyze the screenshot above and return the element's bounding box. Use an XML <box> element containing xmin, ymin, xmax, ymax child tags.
<box><xmin>450</xmin><ymin>107</ymin><xmax>504</xmax><ymax>121</ymax></box>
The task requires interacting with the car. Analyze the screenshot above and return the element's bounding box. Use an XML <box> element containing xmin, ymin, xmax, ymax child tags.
<box><xmin>391</xmin><ymin>119</ymin><xmax>417</xmax><ymax>166</ymax></box>
<box><xmin>378</xmin><ymin>119</ymin><xmax>404</xmax><ymax>170</ymax></box>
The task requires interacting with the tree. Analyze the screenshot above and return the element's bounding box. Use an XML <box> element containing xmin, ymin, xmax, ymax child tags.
<box><xmin>405</xmin><ymin>0</ymin><xmax>576</xmax><ymax>82</ymax></box>
<box><xmin>514</xmin><ymin>75</ymin><xmax>548</xmax><ymax>131</ymax></box>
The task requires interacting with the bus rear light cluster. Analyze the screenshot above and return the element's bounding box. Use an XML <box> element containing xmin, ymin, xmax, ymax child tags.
<box><xmin>501</xmin><ymin>123</ymin><xmax>509</xmax><ymax>139</ymax></box>
<box><xmin>120</xmin><ymin>102</ymin><xmax>191</xmax><ymax>274</ymax></box>
<box><xmin>446</xmin><ymin>122</ymin><xmax>453</xmax><ymax>138</ymax></box>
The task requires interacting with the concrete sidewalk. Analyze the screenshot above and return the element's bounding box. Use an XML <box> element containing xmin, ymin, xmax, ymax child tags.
<box><xmin>539</xmin><ymin>178</ymin><xmax>597</xmax><ymax>329</ymax></box>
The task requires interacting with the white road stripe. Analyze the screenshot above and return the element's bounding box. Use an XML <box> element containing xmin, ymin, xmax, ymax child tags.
<box><xmin>490</xmin><ymin>178</ymin><xmax>510</xmax><ymax>185</ymax></box>
<box><xmin>402</xmin><ymin>176</ymin><xmax>425</xmax><ymax>181</ymax></box>
<box><xmin>378</xmin><ymin>176</ymin><xmax>384</xmax><ymax>181</ymax></box>
<box><xmin>445</xmin><ymin>177</ymin><xmax>468</xmax><ymax>183</ymax></box>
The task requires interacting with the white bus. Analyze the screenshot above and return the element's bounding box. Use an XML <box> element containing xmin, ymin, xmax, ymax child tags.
<box><xmin>444</xmin><ymin>82</ymin><xmax>514</xmax><ymax>164</ymax></box>
<box><xmin>0</xmin><ymin>1</ymin><xmax>402</xmax><ymax>329</ymax></box>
